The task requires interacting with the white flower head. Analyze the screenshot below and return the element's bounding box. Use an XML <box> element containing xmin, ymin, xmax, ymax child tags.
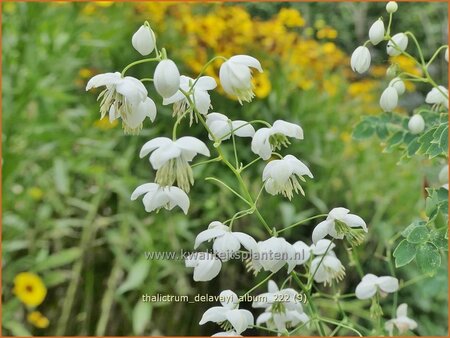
<box><xmin>219</xmin><ymin>55</ymin><xmax>263</xmax><ymax>104</ymax></box>
<box><xmin>355</xmin><ymin>273</ymin><xmax>399</xmax><ymax>299</ymax></box>
<box><xmin>250</xmin><ymin>237</ymin><xmax>296</xmax><ymax>274</ymax></box>
<box><xmin>131</xmin><ymin>182</ymin><xmax>189</xmax><ymax>214</ymax></box>
<box><xmin>312</xmin><ymin>207</ymin><xmax>367</xmax><ymax>244</ymax></box>
<box><xmin>252</xmin><ymin>120</ymin><xmax>304</xmax><ymax>160</ymax></box>
<box><xmin>140</xmin><ymin>136</ymin><xmax>210</xmax><ymax>192</ymax></box>
<box><xmin>425</xmin><ymin>86</ymin><xmax>449</xmax><ymax>109</ymax></box>
<box><xmin>262</xmin><ymin>155</ymin><xmax>313</xmax><ymax>200</ymax></box>
<box><xmin>206</xmin><ymin>113</ymin><xmax>255</xmax><ymax>141</ymax></box>
<box><xmin>86</xmin><ymin>72</ymin><xmax>155</xmax><ymax>134</ymax></box>
<box><xmin>199</xmin><ymin>290</ymin><xmax>254</xmax><ymax>334</ymax></box>
<box><xmin>380</xmin><ymin>86</ymin><xmax>398</xmax><ymax>112</ymax></box>
<box><xmin>369</xmin><ymin>19</ymin><xmax>385</xmax><ymax>45</ymax></box>
<box><xmin>385</xmin><ymin>303</ymin><xmax>417</xmax><ymax>336</ymax></box>
<box><xmin>186</xmin><ymin>252</ymin><xmax>222</xmax><ymax>282</ymax></box>
<box><xmin>350</xmin><ymin>46</ymin><xmax>371</xmax><ymax>74</ymax></box>
<box><xmin>154</xmin><ymin>59</ymin><xmax>181</xmax><ymax>98</ymax></box>
<box><xmin>194</xmin><ymin>221</ymin><xmax>257</xmax><ymax>261</ymax></box>
<box><xmin>292</xmin><ymin>241</ymin><xmax>311</xmax><ymax>265</ymax></box>
<box><xmin>408</xmin><ymin>114</ymin><xmax>425</xmax><ymax>135</ymax></box>
<box><xmin>386</xmin><ymin>1</ymin><xmax>398</xmax><ymax>13</ymax></box>
<box><xmin>389</xmin><ymin>77</ymin><xmax>405</xmax><ymax>95</ymax></box>
<box><xmin>387</xmin><ymin>33</ymin><xmax>408</xmax><ymax>56</ymax></box>
<box><xmin>132</xmin><ymin>24</ymin><xmax>156</xmax><ymax>56</ymax></box>
<box><xmin>164</xmin><ymin>75</ymin><xmax>217</xmax><ymax>124</ymax></box>
<box><xmin>310</xmin><ymin>240</ymin><xmax>345</xmax><ymax>286</ymax></box>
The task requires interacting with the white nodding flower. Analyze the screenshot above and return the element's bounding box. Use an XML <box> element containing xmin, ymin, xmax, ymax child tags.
<box><xmin>250</xmin><ymin>237</ymin><xmax>296</xmax><ymax>274</ymax></box>
<box><xmin>292</xmin><ymin>241</ymin><xmax>311</xmax><ymax>265</ymax></box>
<box><xmin>386</xmin><ymin>1</ymin><xmax>398</xmax><ymax>13</ymax></box>
<box><xmin>164</xmin><ymin>75</ymin><xmax>217</xmax><ymax>123</ymax></box>
<box><xmin>310</xmin><ymin>239</ymin><xmax>345</xmax><ymax>286</ymax></box>
<box><xmin>154</xmin><ymin>59</ymin><xmax>181</xmax><ymax>98</ymax></box>
<box><xmin>380</xmin><ymin>86</ymin><xmax>398</xmax><ymax>111</ymax></box>
<box><xmin>438</xmin><ymin>165</ymin><xmax>448</xmax><ymax>185</ymax></box>
<box><xmin>425</xmin><ymin>86</ymin><xmax>449</xmax><ymax>109</ymax></box>
<box><xmin>219</xmin><ymin>55</ymin><xmax>263</xmax><ymax>104</ymax></box>
<box><xmin>389</xmin><ymin>77</ymin><xmax>405</xmax><ymax>95</ymax></box>
<box><xmin>369</xmin><ymin>19</ymin><xmax>385</xmax><ymax>45</ymax></box>
<box><xmin>139</xmin><ymin>136</ymin><xmax>210</xmax><ymax>192</ymax></box>
<box><xmin>262</xmin><ymin>155</ymin><xmax>313</xmax><ymax>200</ymax></box>
<box><xmin>253</xmin><ymin>280</ymin><xmax>309</xmax><ymax>332</ymax></box>
<box><xmin>350</xmin><ymin>46</ymin><xmax>371</xmax><ymax>74</ymax></box>
<box><xmin>312</xmin><ymin>207</ymin><xmax>367</xmax><ymax>244</ymax></box>
<box><xmin>387</xmin><ymin>33</ymin><xmax>408</xmax><ymax>56</ymax></box>
<box><xmin>408</xmin><ymin>114</ymin><xmax>425</xmax><ymax>135</ymax></box>
<box><xmin>132</xmin><ymin>24</ymin><xmax>156</xmax><ymax>56</ymax></box>
<box><xmin>131</xmin><ymin>182</ymin><xmax>189</xmax><ymax>214</ymax></box>
<box><xmin>212</xmin><ymin>331</ymin><xmax>241</xmax><ymax>337</ymax></box>
<box><xmin>86</xmin><ymin>72</ymin><xmax>155</xmax><ymax>134</ymax></box>
<box><xmin>199</xmin><ymin>290</ymin><xmax>254</xmax><ymax>334</ymax></box>
<box><xmin>194</xmin><ymin>221</ymin><xmax>257</xmax><ymax>261</ymax></box>
<box><xmin>251</xmin><ymin>120</ymin><xmax>304</xmax><ymax>160</ymax></box>
<box><xmin>385</xmin><ymin>304</ymin><xmax>417</xmax><ymax>336</ymax></box>
<box><xmin>185</xmin><ymin>252</ymin><xmax>222</xmax><ymax>282</ymax></box>
<box><xmin>206</xmin><ymin>113</ymin><xmax>255</xmax><ymax>141</ymax></box>
<box><xmin>355</xmin><ymin>274</ymin><xmax>399</xmax><ymax>299</ymax></box>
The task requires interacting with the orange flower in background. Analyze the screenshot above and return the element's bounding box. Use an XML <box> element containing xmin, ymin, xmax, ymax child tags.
<box><xmin>27</xmin><ymin>311</ymin><xmax>50</xmax><ymax>329</ymax></box>
<box><xmin>13</xmin><ymin>272</ymin><xmax>47</xmax><ymax>307</ymax></box>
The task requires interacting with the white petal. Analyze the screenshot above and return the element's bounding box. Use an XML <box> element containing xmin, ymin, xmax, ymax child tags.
<box><xmin>166</xmin><ymin>186</ymin><xmax>190</xmax><ymax>214</ymax></box>
<box><xmin>355</xmin><ymin>280</ymin><xmax>377</xmax><ymax>299</ymax></box>
<box><xmin>396</xmin><ymin>303</ymin><xmax>408</xmax><ymax>318</ymax></box>
<box><xmin>130</xmin><ymin>183</ymin><xmax>159</xmax><ymax>200</ymax></box>
<box><xmin>231</xmin><ymin>120</ymin><xmax>255</xmax><ymax>138</ymax></box>
<box><xmin>229</xmin><ymin>55</ymin><xmax>263</xmax><ymax>72</ymax></box>
<box><xmin>116</xmin><ymin>77</ymin><xmax>147</xmax><ymax>103</ymax></box>
<box><xmin>212</xmin><ymin>331</ymin><xmax>241</xmax><ymax>337</ymax></box>
<box><xmin>176</xmin><ymin>136</ymin><xmax>210</xmax><ymax>158</ymax></box>
<box><xmin>285</xmin><ymin>155</ymin><xmax>313</xmax><ymax>178</ymax></box>
<box><xmin>256</xmin><ymin>312</ymin><xmax>272</xmax><ymax>325</ymax></box>
<box><xmin>342</xmin><ymin>214</ymin><xmax>367</xmax><ymax>232</ymax></box>
<box><xmin>195</xmin><ymin>76</ymin><xmax>217</xmax><ymax>91</ymax></box>
<box><xmin>226</xmin><ymin>309</ymin><xmax>253</xmax><ymax>334</ymax></box>
<box><xmin>311</xmin><ymin>238</ymin><xmax>336</xmax><ymax>255</ymax></box>
<box><xmin>251</xmin><ymin>128</ymin><xmax>272</xmax><ymax>160</ymax></box>
<box><xmin>328</xmin><ymin>207</ymin><xmax>350</xmax><ymax>220</ymax></box>
<box><xmin>193</xmin><ymin>253</ymin><xmax>222</xmax><ymax>281</ymax></box>
<box><xmin>149</xmin><ymin>144</ymin><xmax>181</xmax><ymax>169</ymax></box>
<box><xmin>232</xmin><ymin>232</ymin><xmax>258</xmax><ymax>252</ymax></box>
<box><xmin>199</xmin><ymin>306</ymin><xmax>227</xmax><ymax>325</ymax></box>
<box><xmin>154</xmin><ymin>59</ymin><xmax>181</xmax><ymax>98</ymax></box>
<box><xmin>86</xmin><ymin>72</ymin><xmax>121</xmax><ymax>90</ymax></box>
<box><xmin>268</xmin><ymin>280</ymin><xmax>279</xmax><ymax>293</ymax></box>
<box><xmin>132</xmin><ymin>25</ymin><xmax>155</xmax><ymax>56</ymax></box>
<box><xmin>193</xmin><ymin>89</ymin><xmax>212</xmax><ymax>115</ymax></box>
<box><xmin>376</xmin><ymin>276</ymin><xmax>399</xmax><ymax>293</ymax></box>
<box><xmin>220</xmin><ymin>290</ymin><xmax>239</xmax><ymax>309</ymax></box>
<box><xmin>311</xmin><ymin>220</ymin><xmax>333</xmax><ymax>244</ymax></box>
<box><xmin>213</xmin><ymin>233</ymin><xmax>241</xmax><ymax>258</ymax></box>
<box><xmin>140</xmin><ymin>137</ymin><xmax>172</xmax><ymax>158</ymax></box>
<box><xmin>293</xmin><ymin>241</ymin><xmax>311</xmax><ymax>264</ymax></box>
<box><xmin>272</xmin><ymin>120</ymin><xmax>304</xmax><ymax>139</ymax></box>
<box><xmin>194</xmin><ymin>228</ymin><xmax>226</xmax><ymax>249</ymax></box>
<box><xmin>143</xmin><ymin>188</ymin><xmax>169</xmax><ymax>213</ymax></box>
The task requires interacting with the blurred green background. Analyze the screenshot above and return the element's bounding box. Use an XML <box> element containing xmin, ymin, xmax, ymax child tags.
<box><xmin>2</xmin><ymin>1</ymin><xmax>448</xmax><ymax>336</ymax></box>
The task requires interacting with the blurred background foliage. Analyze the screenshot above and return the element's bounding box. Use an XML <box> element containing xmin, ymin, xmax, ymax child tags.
<box><xmin>1</xmin><ymin>1</ymin><xmax>448</xmax><ymax>336</ymax></box>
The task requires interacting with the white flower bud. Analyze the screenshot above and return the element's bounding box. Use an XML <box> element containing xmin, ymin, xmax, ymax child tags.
<box><xmin>153</xmin><ymin>59</ymin><xmax>181</xmax><ymax>98</ymax></box>
<box><xmin>380</xmin><ymin>86</ymin><xmax>398</xmax><ymax>111</ymax></box>
<box><xmin>132</xmin><ymin>25</ymin><xmax>156</xmax><ymax>56</ymax></box>
<box><xmin>387</xmin><ymin>33</ymin><xmax>408</xmax><ymax>56</ymax></box>
<box><xmin>408</xmin><ymin>114</ymin><xmax>425</xmax><ymax>135</ymax></box>
<box><xmin>369</xmin><ymin>19</ymin><xmax>385</xmax><ymax>45</ymax></box>
<box><xmin>350</xmin><ymin>46</ymin><xmax>371</xmax><ymax>74</ymax></box>
<box><xmin>386</xmin><ymin>64</ymin><xmax>397</xmax><ymax>78</ymax></box>
<box><xmin>445</xmin><ymin>48</ymin><xmax>448</xmax><ymax>63</ymax></box>
<box><xmin>386</xmin><ymin>1</ymin><xmax>398</xmax><ymax>13</ymax></box>
<box><xmin>389</xmin><ymin>77</ymin><xmax>405</xmax><ymax>95</ymax></box>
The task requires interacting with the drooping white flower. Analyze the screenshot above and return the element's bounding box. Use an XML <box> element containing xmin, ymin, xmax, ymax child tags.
<box><xmin>425</xmin><ymin>86</ymin><xmax>449</xmax><ymax>109</ymax></box>
<box><xmin>251</xmin><ymin>120</ymin><xmax>304</xmax><ymax>160</ymax></box>
<box><xmin>185</xmin><ymin>252</ymin><xmax>222</xmax><ymax>282</ymax></box>
<box><xmin>164</xmin><ymin>75</ymin><xmax>217</xmax><ymax>123</ymax></box>
<box><xmin>250</xmin><ymin>237</ymin><xmax>296</xmax><ymax>274</ymax></box>
<box><xmin>312</xmin><ymin>207</ymin><xmax>367</xmax><ymax>244</ymax></box>
<box><xmin>355</xmin><ymin>273</ymin><xmax>399</xmax><ymax>299</ymax></box>
<box><xmin>386</xmin><ymin>1</ymin><xmax>398</xmax><ymax>13</ymax></box>
<box><xmin>212</xmin><ymin>331</ymin><xmax>241</xmax><ymax>337</ymax></box>
<box><xmin>131</xmin><ymin>182</ymin><xmax>189</xmax><ymax>214</ymax></box>
<box><xmin>387</xmin><ymin>33</ymin><xmax>408</xmax><ymax>56</ymax></box>
<box><xmin>408</xmin><ymin>114</ymin><xmax>425</xmax><ymax>135</ymax></box>
<box><xmin>132</xmin><ymin>24</ymin><xmax>156</xmax><ymax>56</ymax></box>
<box><xmin>385</xmin><ymin>303</ymin><xmax>417</xmax><ymax>336</ymax></box>
<box><xmin>86</xmin><ymin>72</ymin><xmax>155</xmax><ymax>134</ymax></box>
<box><xmin>350</xmin><ymin>46</ymin><xmax>371</xmax><ymax>74</ymax></box>
<box><xmin>262</xmin><ymin>155</ymin><xmax>313</xmax><ymax>200</ymax></box>
<box><xmin>206</xmin><ymin>113</ymin><xmax>255</xmax><ymax>141</ymax></box>
<box><xmin>154</xmin><ymin>59</ymin><xmax>181</xmax><ymax>98</ymax></box>
<box><xmin>199</xmin><ymin>290</ymin><xmax>254</xmax><ymax>334</ymax></box>
<box><xmin>219</xmin><ymin>55</ymin><xmax>263</xmax><ymax>104</ymax></box>
<box><xmin>369</xmin><ymin>19</ymin><xmax>385</xmax><ymax>45</ymax></box>
<box><xmin>139</xmin><ymin>137</ymin><xmax>210</xmax><ymax>192</ymax></box>
<box><xmin>380</xmin><ymin>86</ymin><xmax>398</xmax><ymax>111</ymax></box>
<box><xmin>310</xmin><ymin>239</ymin><xmax>345</xmax><ymax>286</ymax></box>
<box><xmin>389</xmin><ymin>77</ymin><xmax>405</xmax><ymax>95</ymax></box>
<box><xmin>194</xmin><ymin>221</ymin><xmax>257</xmax><ymax>261</ymax></box>
<box><xmin>292</xmin><ymin>241</ymin><xmax>311</xmax><ymax>265</ymax></box>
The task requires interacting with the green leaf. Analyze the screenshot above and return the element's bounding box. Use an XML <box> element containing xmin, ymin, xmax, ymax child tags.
<box><xmin>393</xmin><ymin>239</ymin><xmax>417</xmax><ymax>267</ymax></box>
<box><xmin>407</xmin><ymin>226</ymin><xmax>429</xmax><ymax>244</ymax></box>
<box><xmin>401</xmin><ymin>220</ymin><xmax>426</xmax><ymax>237</ymax></box>
<box><xmin>406</xmin><ymin>137</ymin><xmax>420</xmax><ymax>157</ymax></box>
<box><xmin>430</xmin><ymin>228</ymin><xmax>448</xmax><ymax>250</ymax></box>
<box><xmin>4</xmin><ymin>321</ymin><xmax>33</xmax><ymax>336</ymax></box>
<box><xmin>384</xmin><ymin>131</ymin><xmax>405</xmax><ymax>152</ymax></box>
<box><xmin>438</xmin><ymin>125</ymin><xmax>448</xmax><ymax>154</ymax></box>
<box><xmin>117</xmin><ymin>258</ymin><xmax>150</xmax><ymax>295</ymax></box>
<box><xmin>132</xmin><ymin>301</ymin><xmax>152</xmax><ymax>335</ymax></box>
<box><xmin>53</xmin><ymin>158</ymin><xmax>70</xmax><ymax>195</ymax></box>
<box><xmin>416</xmin><ymin>242</ymin><xmax>441</xmax><ymax>276</ymax></box>
<box><xmin>34</xmin><ymin>248</ymin><xmax>81</xmax><ymax>272</ymax></box>
<box><xmin>352</xmin><ymin>119</ymin><xmax>375</xmax><ymax>140</ymax></box>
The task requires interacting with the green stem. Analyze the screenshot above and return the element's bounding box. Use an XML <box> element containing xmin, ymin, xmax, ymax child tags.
<box><xmin>426</xmin><ymin>44</ymin><xmax>448</xmax><ymax>68</ymax></box>
<box><xmin>318</xmin><ymin>316</ymin><xmax>362</xmax><ymax>337</ymax></box>
<box><xmin>242</xmin><ymin>272</ymin><xmax>276</xmax><ymax>297</ymax></box>
<box><xmin>121</xmin><ymin>57</ymin><xmax>160</xmax><ymax>77</ymax></box>
<box><xmin>205</xmin><ymin>177</ymin><xmax>251</xmax><ymax>207</ymax></box>
<box><xmin>278</xmin><ymin>214</ymin><xmax>328</xmax><ymax>234</ymax></box>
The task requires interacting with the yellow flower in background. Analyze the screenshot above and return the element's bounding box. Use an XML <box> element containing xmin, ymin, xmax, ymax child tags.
<box><xmin>13</xmin><ymin>272</ymin><xmax>47</xmax><ymax>307</ymax></box>
<box><xmin>317</xmin><ymin>27</ymin><xmax>338</xmax><ymax>39</ymax></box>
<box><xmin>79</xmin><ymin>68</ymin><xmax>95</xmax><ymax>79</ymax></box>
<box><xmin>276</xmin><ymin>8</ymin><xmax>305</xmax><ymax>28</ymax></box>
<box><xmin>81</xmin><ymin>4</ymin><xmax>97</xmax><ymax>16</ymax></box>
<box><xmin>95</xmin><ymin>1</ymin><xmax>113</xmax><ymax>7</ymax></box>
<box><xmin>27</xmin><ymin>311</ymin><xmax>50</xmax><ymax>329</ymax></box>
<box><xmin>28</xmin><ymin>187</ymin><xmax>44</xmax><ymax>201</ymax></box>
<box><xmin>94</xmin><ymin>117</ymin><xmax>119</xmax><ymax>130</ymax></box>
<box><xmin>253</xmin><ymin>71</ymin><xmax>272</xmax><ymax>98</ymax></box>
